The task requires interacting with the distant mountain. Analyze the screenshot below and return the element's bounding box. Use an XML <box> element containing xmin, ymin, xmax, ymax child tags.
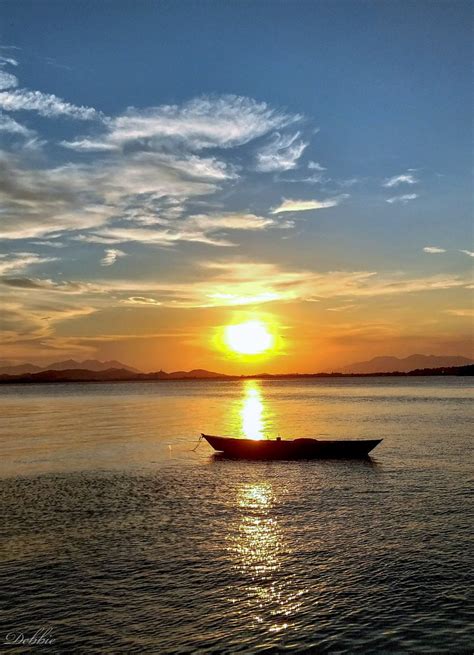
<box><xmin>341</xmin><ymin>354</ymin><xmax>474</xmax><ymax>374</ymax></box>
<box><xmin>164</xmin><ymin>368</ymin><xmax>229</xmax><ymax>379</ymax></box>
<box><xmin>0</xmin><ymin>363</ymin><xmax>44</xmax><ymax>376</ymax></box>
<box><xmin>0</xmin><ymin>367</ymin><xmax>232</xmax><ymax>383</ymax></box>
<box><xmin>0</xmin><ymin>359</ymin><xmax>140</xmax><ymax>375</ymax></box>
<box><xmin>0</xmin><ymin>364</ymin><xmax>473</xmax><ymax>384</ymax></box>
<box><xmin>0</xmin><ymin>368</ymin><xmax>136</xmax><ymax>383</ymax></box>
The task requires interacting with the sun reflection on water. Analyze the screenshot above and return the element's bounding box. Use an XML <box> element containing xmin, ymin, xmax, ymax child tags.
<box><xmin>227</xmin><ymin>481</ymin><xmax>305</xmax><ymax>634</ymax></box>
<box><xmin>241</xmin><ymin>381</ymin><xmax>265</xmax><ymax>440</ymax></box>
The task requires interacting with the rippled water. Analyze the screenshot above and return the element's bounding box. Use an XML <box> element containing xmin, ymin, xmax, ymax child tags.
<box><xmin>1</xmin><ymin>378</ymin><xmax>473</xmax><ymax>653</ymax></box>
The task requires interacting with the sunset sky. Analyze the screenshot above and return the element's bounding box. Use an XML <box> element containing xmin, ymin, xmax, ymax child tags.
<box><xmin>0</xmin><ymin>0</ymin><xmax>472</xmax><ymax>373</ymax></box>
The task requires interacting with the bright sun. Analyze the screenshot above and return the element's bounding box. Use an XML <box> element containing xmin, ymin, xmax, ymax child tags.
<box><xmin>224</xmin><ymin>320</ymin><xmax>274</xmax><ymax>355</ymax></box>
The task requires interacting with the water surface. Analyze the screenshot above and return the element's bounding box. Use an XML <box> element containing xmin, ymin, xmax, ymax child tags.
<box><xmin>1</xmin><ymin>378</ymin><xmax>473</xmax><ymax>653</ymax></box>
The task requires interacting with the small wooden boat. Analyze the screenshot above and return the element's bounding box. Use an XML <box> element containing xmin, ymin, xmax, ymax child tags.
<box><xmin>202</xmin><ymin>434</ymin><xmax>382</xmax><ymax>459</ymax></box>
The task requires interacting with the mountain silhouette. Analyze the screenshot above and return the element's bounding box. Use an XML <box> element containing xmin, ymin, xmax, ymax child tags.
<box><xmin>341</xmin><ymin>354</ymin><xmax>474</xmax><ymax>374</ymax></box>
<box><xmin>0</xmin><ymin>359</ymin><xmax>140</xmax><ymax>376</ymax></box>
<box><xmin>0</xmin><ymin>364</ymin><xmax>472</xmax><ymax>384</ymax></box>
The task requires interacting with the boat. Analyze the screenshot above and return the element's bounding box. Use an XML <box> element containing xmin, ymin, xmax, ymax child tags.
<box><xmin>202</xmin><ymin>434</ymin><xmax>382</xmax><ymax>459</ymax></box>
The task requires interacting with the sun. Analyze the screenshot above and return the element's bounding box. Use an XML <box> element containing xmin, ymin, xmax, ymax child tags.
<box><xmin>224</xmin><ymin>320</ymin><xmax>274</xmax><ymax>355</ymax></box>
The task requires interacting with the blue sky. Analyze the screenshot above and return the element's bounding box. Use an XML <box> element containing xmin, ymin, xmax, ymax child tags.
<box><xmin>0</xmin><ymin>0</ymin><xmax>472</xmax><ymax>371</ymax></box>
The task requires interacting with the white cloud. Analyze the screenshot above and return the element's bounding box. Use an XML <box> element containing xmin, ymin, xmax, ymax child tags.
<box><xmin>100</xmin><ymin>248</ymin><xmax>126</xmax><ymax>266</ymax></box>
<box><xmin>0</xmin><ymin>150</ymin><xmax>221</xmax><ymax>240</ymax></box>
<box><xmin>0</xmin><ymin>252</ymin><xmax>56</xmax><ymax>275</ymax></box>
<box><xmin>78</xmin><ymin>226</ymin><xmax>234</xmax><ymax>248</ymax></box>
<box><xmin>0</xmin><ymin>70</ymin><xmax>18</xmax><ymax>90</ymax></box>
<box><xmin>0</xmin><ymin>91</ymin><xmax>331</xmax><ymax>254</ymax></box>
<box><xmin>0</xmin><ymin>111</ymin><xmax>33</xmax><ymax>136</ymax></box>
<box><xmin>271</xmin><ymin>196</ymin><xmax>345</xmax><ymax>213</ymax></box>
<box><xmin>124</xmin><ymin>296</ymin><xmax>162</xmax><ymax>306</ymax></box>
<box><xmin>386</xmin><ymin>193</ymin><xmax>418</xmax><ymax>204</ymax></box>
<box><xmin>459</xmin><ymin>249</ymin><xmax>474</xmax><ymax>257</ymax></box>
<box><xmin>308</xmin><ymin>161</ymin><xmax>326</xmax><ymax>171</ymax></box>
<box><xmin>383</xmin><ymin>173</ymin><xmax>418</xmax><ymax>187</ymax></box>
<box><xmin>62</xmin><ymin>95</ymin><xmax>300</xmax><ymax>152</ymax></box>
<box><xmin>255</xmin><ymin>131</ymin><xmax>307</xmax><ymax>172</ymax></box>
<box><xmin>187</xmin><ymin>212</ymin><xmax>278</xmax><ymax>231</ymax></box>
<box><xmin>31</xmin><ymin>240</ymin><xmax>66</xmax><ymax>248</ymax></box>
<box><xmin>0</xmin><ymin>89</ymin><xmax>100</xmax><ymax>120</ymax></box>
<box><xmin>301</xmin><ymin>174</ymin><xmax>325</xmax><ymax>184</ymax></box>
<box><xmin>0</xmin><ymin>55</ymin><xmax>19</xmax><ymax>67</ymax></box>
<box><xmin>60</xmin><ymin>138</ymin><xmax>118</xmax><ymax>152</ymax></box>
<box><xmin>423</xmin><ymin>246</ymin><xmax>446</xmax><ymax>254</ymax></box>
<box><xmin>78</xmin><ymin>212</ymin><xmax>285</xmax><ymax>249</ymax></box>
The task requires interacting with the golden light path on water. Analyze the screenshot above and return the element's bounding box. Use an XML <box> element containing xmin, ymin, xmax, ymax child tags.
<box><xmin>227</xmin><ymin>481</ymin><xmax>306</xmax><ymax>634</ymax></box>
<box><xmin>241</xmin><ymin>381</ymin><xmax>265</xmax><ymax>440</ymax></box>
<box><xmin>227</xmin><ymin>382</ymin><xmax>306</xmax><ymax>633</ymax></box>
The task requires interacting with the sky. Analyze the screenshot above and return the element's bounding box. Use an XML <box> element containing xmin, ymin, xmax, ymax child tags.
<box><xmin>0</xmin><ymin>0</ymin><xmax>472</xmax><ymax>373</ymax></box>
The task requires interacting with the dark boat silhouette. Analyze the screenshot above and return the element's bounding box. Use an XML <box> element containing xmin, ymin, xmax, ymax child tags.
<box><xmin>202</xmin><ymin>434</ymin><xmax>382</xmax><ymax>459</ymax></box>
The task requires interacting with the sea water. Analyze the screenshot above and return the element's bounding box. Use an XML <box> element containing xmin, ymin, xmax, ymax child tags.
<box><xmin>1</xmin><ymin>378</ymin><xmax>472</xmax><ymax>653</ymax></box>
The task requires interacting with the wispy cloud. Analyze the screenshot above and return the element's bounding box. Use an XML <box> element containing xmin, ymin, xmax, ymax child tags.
<box><xmin>186</xmin><ymin>212</ymin><xmax>284</xmax><ymax>231</ymax></box>
<box><xmin>383</xmin><ymin>173</ymin><xmax>418</xmax><ymax>187</ymax></box>
<box><xmin>100</xmin><ymin>248</ymin><xmax>126</xmax><ymax>266</ymax></box>
<box><xmin>386</xmin><ymin>193</ymin><xmax>418</xmax><ymax>204</ymax></box>
<box><xmin>124</xmin><ymin>296</ymin><xmax>163</xmax><ymax>306</ymax></box>
<box><xmin>1</xmin><ymin>277</ymin><xmax>91</xmax><ymax>293</ymax></box>
<box><xmin>1</xmin><ymin>254</ymin><xmax>470</xmax><ymax>366</ymax></box>
<box><xmin>70</xmin><ymin>261</ymin><xmax>470</xmax><ymax>309</ymax></box>
<box><xmin>0</xmin><ymin>87</ymin><xmax>310</xmax><ymax>248</ymax></box>
<box><xmin>284</xmin><ymin>173</ymin><xmax>325</xmax><ymax>185</ymax></box>
<box><xmin>0</xmin><ymin>111</ymin><xmax>33</xmax><ymax>136</ymax></box>
<box><xmin>0</xmin><ymin>252</ymin><xmax>56</xmax><ymax>275</ymax></box>
<box><xmin>326</xmin><ymin>304</ymin><xmax>358</xmax><ymax>312</ymax></box>
<box><xmin>76</xmin><ymin>226</ymin><xmax>234</xmax><ymax>248</ymax></box>
<box><xmin>0</xmin><ymin>69</ymin><xmax>18</xmax><ymax>90</ymax></box>
<box><xmin>446</xmin><ymin>309</ymin><xmax>474</xmax><ymax>317</ymax></box>
<box><xmin>338</xmin><ymin>177</ymin><xmax>360</xmax><ymax>188</ymax></box>
<box><xmin>0</xmin><ymin>55</ymin><xmax>19</xmax><ymax>67</ymax></box>
<box><xmin>62</xmin><ymin>95</ymin><xmax>300</xmax><ymax>152</ymax></box>
<box><xmin>271</xmin><ymin>196</ymin><xmax>345</xmax><ymax>213</ymax></box>
<box><xmin>423</xmin><ymin>246</ymin><xmax>446</xmax><ymax>254</ymax></box>
<box><xmin>60</xmin><ymin>138</ymin><xmax>117</xmax><ymax>152</ymax></box>
<box><xmin>308</xmin><ymin>161</ymin><xmax>326</xmax><ymax>171</ymax></box>
<box><xmin>255</xmin><ymin>131</ymin><xmax>307</xmax><ymax>172</ymax></box>
<box><xmin>0</xmin><ymin>55</ymin><xmax>100</xmax><ymax>120</ymax></box>
<box><xmin>0</xmin><ymin>150</ymin><xmax>220</xmax><ymax>240</ymax></box>
<box><xmin>30</xmin><ymin>240</ymin><xmax>65</xmax><ymax>248</ymax></box>
<box><xmin>77</xmin><ymin>212</ymin><xmax>287</xmax><ymax>248</ymax></box>
<box><xmin>0</xmin><ymin>89</ymin><xmax>100</xmax><ymax>120</ymax></box>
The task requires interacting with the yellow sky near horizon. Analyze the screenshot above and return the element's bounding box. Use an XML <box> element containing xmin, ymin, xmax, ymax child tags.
<box><xmin>3</xmin><ymin>267</ymin><xmax>472</xmax><ymax>373</ymax></box>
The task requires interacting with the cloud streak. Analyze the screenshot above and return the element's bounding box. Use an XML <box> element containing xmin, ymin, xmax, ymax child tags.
<box><xmin>0</xmin><ymin>252</ymin><xmax>56</xmax><ymax>275</ymax></box>
<box><xmin>423</xmin><ymin>246</ymin><xmax>446</xmax><ymax>254</ymax></box>
<box><xmin>62</xmin><ymin>95</ymin><xmax>299</xmax><ymax>152</ymax></box>
<box><xmin>386</xmin><ymin>193</ymin><xmax>418</xmax><ymax>204</ymax></box>
<box><xmin>383</xmin><ymin>173</ymin><xmax>418</xmax><ymax>188</ymax></box>
<box><xmin>255</xmin><ymin>131</ymin><xmax>307</xmax><ymax>172</ymax></box>
<box><xmin>0</xmin><ymin>89</ymin><xmax>100</xmax><ymax>120</ymax></box>
<box><xmin>101</xmin><ymin>249</ymin><xmax>126</xmax><ymax>266</ymax></box>
<box><xmin>271</xmin><ymin>196</ymin><xmax>345</xmax><ymax>213</ymax></box>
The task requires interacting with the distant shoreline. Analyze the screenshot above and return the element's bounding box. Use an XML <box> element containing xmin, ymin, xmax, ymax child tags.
<box><xmin>0</xmin><ymin>364</ymin><xmax>472</xmax><ymax>384</ymax></box>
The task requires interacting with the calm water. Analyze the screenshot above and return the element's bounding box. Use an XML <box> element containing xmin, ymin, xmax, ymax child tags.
<box><xmin>1</xmin><ymin>378</ymin><xmax>473</xmax><ymax>653</ymax></box>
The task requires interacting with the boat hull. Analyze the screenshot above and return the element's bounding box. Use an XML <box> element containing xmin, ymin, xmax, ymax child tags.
<box><xmin>202</xmin><ymin>434</ymin><xmax>382</xmax><ymax>459</ymax></box>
